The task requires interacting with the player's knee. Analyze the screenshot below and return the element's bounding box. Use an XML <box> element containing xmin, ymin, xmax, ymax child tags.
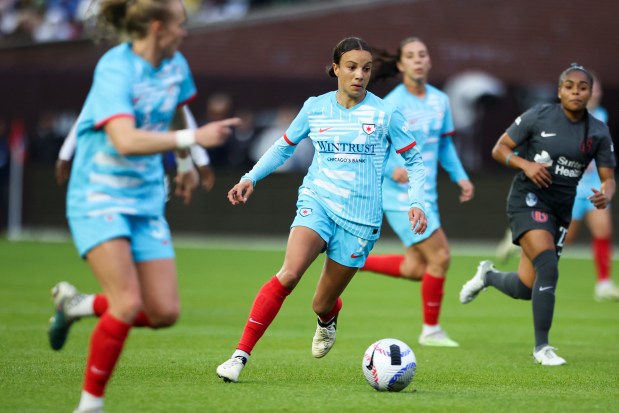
<box><xmin>276</xmin><ymin>269</ymin><xmax>303</xmax><ymax>290</ymax></box>
<box><xmin>146</xmin><ymin>304</ymin><xmax>180</xmax><ymax>328</ymax></box>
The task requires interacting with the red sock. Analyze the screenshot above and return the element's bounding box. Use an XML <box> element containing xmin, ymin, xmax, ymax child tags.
<box><xmin>83</xmin><ymin>313</ymin><xmax>131</xmax><ymax>397</ymax></box>
<box><xmin>318</xmin><ymin>297</ymin><xmax>342</xmax><ymax>323</ymax></box>
<box><xmin>421</xmin><ymin>273</ymin><xmax>445</xmax><ymax>326</ymax></box>
<box><xmin>92</xmin><ymin>295</ymin><xmax>152</xmax><ymax>327</ymax></box>
<box><xmin>593</xmin><ymin>237</ymin><xmax>612</xmax><ymax>282</ymax></box>
<box><xmin>361</xmin><ymin>255</ymin><xmax>404</xmax><ymax>277</ymax></box>
<box><xmin>237</xmin><ymin>276</ymin><xmax>291</xmax><ymax>354</ymax></box>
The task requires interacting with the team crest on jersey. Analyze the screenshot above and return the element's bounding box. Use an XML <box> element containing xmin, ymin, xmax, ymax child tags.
<box><xmin>531</xmin><ymin>210</ymin><xmax>548</xmax><ymax>223</ymax></box>
<box><xmin>362</xmin><ymin>123</ymin><xmax>376</xmax><ymax>135</ymax></box>
<box><xmin>299</xmin><ymin>207</ymin><xmax>313</xmax><ymax>217</ymax></box>
<box><xmin>525</xmin><ymin>192</ymin><xmax>538</xmax><ymax>207</ymax></box>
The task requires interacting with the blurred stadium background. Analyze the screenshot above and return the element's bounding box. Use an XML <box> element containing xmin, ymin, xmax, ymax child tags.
<box><xmin>0</xmin><ymin>0</ymin><xmax>617</xmax><ymax>243</ymax></box>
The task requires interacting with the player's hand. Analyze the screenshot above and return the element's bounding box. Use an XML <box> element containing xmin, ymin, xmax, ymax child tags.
<box><xmin>198</xmin><ymin>165</ymin><xmax>216</xmax><ymax>192</ymax></box>
<box><xmin>392</xmin><ymin>167</ymin><xmax>409</xmax><ymax>183</ymax></box>
<box><xmin>458</xmin><ymin>179</ymin><xmax>475</xmax><ymax>203</ymax></box>
<box><xmin>408</xmin><ymin>207</ymin><xmax>427</xmax><ymax>235</ymax></box>
<box><xmin>228</xmin><ymin>179</ymin><xmax>254</xmax><ymax>205</ymax></box>
<box><xmin>588</xmin><ymin>187</ymin><xmax>610</xmax><ymax>209</ymax></box>
<box><xmin>174</xmin><ymin>168</ymin><xmax>199</xmax><ymax>205</ymax></box>
<box><xmin>523</xmin><ymin>161</ymin><xmax>552</xmax><ymax>188</ymax></box>
<box><xmin>55</xmin><ymin>159</ymin><xmax>71</xmax><ymax>185</ymax></box>
<box><xmin>195</xmin><ymin>118</ymin><xmax>242</xmax><ymax>149</ymax></box>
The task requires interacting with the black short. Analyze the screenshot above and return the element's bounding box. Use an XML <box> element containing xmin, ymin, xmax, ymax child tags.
<box><xmin>507</xmin><ymin>210</ymin><xmax>568</xmax><ymax>257</ymax></box>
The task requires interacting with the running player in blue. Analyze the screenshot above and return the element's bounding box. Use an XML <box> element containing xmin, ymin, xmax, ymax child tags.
<box><xmin>360</xmin><ymin>37</ymin><xmax>473</xmax><ymax>348</ymax></box>
<box><xmin>216</xmin><ymin>36</ymin><xmax>428</xmax><ymax>383</ymax></box>
<box><xmin>45</xmin><ymin>1</ymin><xmax>239</xmax><ymax>411</ymax></box>
<box><xmin>460</xmin><ymin>63</ymin><xmax>615</xmax><ymax>366</ymax></box>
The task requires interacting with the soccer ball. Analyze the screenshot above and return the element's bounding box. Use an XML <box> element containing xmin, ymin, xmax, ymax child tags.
<box><xmin>362</xmin><ymin>338</ymin><xmax>417</xmax><ymax>392</ymax></box>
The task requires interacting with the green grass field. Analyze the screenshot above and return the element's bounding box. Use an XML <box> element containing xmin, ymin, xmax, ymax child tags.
<box><xmin>1</xmin><ymin>238</ymin><xmax>618</xmax><ymax>413</ymax></box>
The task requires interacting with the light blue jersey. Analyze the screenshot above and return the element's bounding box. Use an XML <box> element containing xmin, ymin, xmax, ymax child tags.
<box><xmin>243</xmin><ymin>90</ymin><xmax>426</xmax><ymax>241</ymax></box>
<box><xmin>67</xmin><ymin>43</ymin><xmax>196</xmax><ymax>219</ymax></box>
<box><xmin>382</xmin><ymin>84</ymin><xmax>468</xmax><ymax>219</ymax></box>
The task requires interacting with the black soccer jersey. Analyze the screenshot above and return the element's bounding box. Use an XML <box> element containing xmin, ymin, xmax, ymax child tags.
<box><xmin>505</xmin><ymin>103</ymin><xmax>615</xmax><ymax>221</ymax></box>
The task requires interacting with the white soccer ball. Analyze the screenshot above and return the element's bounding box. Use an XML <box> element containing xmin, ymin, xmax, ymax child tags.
<box><xmin>362</xmin><ymin>338</ymin><xmax>417</xmax><ymax>392</ymax></box>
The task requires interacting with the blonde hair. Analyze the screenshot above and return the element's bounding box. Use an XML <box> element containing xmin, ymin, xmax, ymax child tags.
<box><xmin>97</xmin><ymin>0</ymin><xmax>177</xmax><ymax>41</ymax></box>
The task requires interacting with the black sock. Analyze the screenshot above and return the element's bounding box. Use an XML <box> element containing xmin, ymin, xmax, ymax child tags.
<box><xmin>486</xmin><ymin>270</ymin><xmax>532</xmax><ymax>300</ymax></box>
<box><xmin>531</xmin><ymin>250</ymin><xmax>559</xmax><ymax>350</ymax></box>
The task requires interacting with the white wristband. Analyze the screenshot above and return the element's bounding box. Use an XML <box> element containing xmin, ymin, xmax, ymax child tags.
<box><xmin>175</xmin><ymin>155</ymin><xmax>194</xmax><ymax>174</ymax></box>
<box><xmin>175</xmin><ymin>129</ymin><xmax>196</xmax><ymax>149</ymax></box>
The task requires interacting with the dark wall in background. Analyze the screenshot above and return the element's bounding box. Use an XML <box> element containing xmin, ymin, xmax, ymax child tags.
<box><xmin>27</xmin><ymin>164</ymin><xmax>616</xmax><ymax>243</ymax></box>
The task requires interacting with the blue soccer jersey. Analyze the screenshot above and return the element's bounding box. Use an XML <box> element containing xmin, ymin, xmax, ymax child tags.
<box><xmin>67</xmin><ymin>43</ymin><xmax>196</xmax><ymax>218</ymax></box>
<box><xmin>243</xmin><ymin>90</ymin><xmax>426</xmax><ymax>240</ymax></box>
<box><xmin>382</xmin><ymin>84</ymin><xmax>468</xmax><ymax>215</ymax></box>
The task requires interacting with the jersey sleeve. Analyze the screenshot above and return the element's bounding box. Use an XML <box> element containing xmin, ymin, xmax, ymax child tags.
<box><xmin>388</xmin><ymin>108</ymin><xmax>425</xmax><ymax>211</ymax></box>
<box><xmin>90</xmin><ymin>56</ymin><xmax>134</xmax><ymax>129</ymax></box>
<box><xmin>58</xmin><ymin>118</ymin><xmax>78</xmax><ymax>161</ymax></box>
<box><xmin>283</xmin><ymin>98</ymin><xmax>312</xmax><ymax>144</ymax></box>
<box><xmin>593</xmin><ymin>129</ymin><xmax>616</xmax><ymax>169</ymax></box>
<box><xmin>175</xmin><ymin>53</ymin><xmax>197</xmax><ymax>106</ymax></box>
<box><xmin>505</xmin><ymin>105</ymin><xmax>539</xmax><ymax>146</ymax></box>
<box><xmin>440</xmin><ymin>95</ymin><xmax>455</xmax><ymax>137</ymax></box>
<box><xmin>438</xmin><ymin>136</ymin><xmax>469</xmax><ymax>182</ymax></box>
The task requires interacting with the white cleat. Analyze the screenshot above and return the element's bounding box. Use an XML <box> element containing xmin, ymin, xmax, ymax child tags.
<box><xmin>216</xmin><ymin>357</ymin><xmax>246</xmax><ymax>383</ymax></box>
<box><xmin>594</xmin><ymin>281</ymin><xmax>619</xmax><ymax>302</ymax></box>
<box><xmin>418</xmin><ymin>329</ymin><xmax>460</xmax><ymax>347</ymax></box>
<box><xmin>533</xmin><ymin>345</ymin><xmax>566</xmax><ymax>366</ymax></box>
<box><xmin>73</xmin><ymin>409</ymin><xmax>105</xmax><ymax>413</ymax></box>
<box><xmin>460</xmin><ymin>260</ymin><xmax>495</xmax><ymax>304</ymax></box>
<box><xmin>311</xmin><ymin>317</ymin><xmax>337</xmax><ymax>358</ymax></box>
<box><xmin>48</xmin><ymin>281</ymin><xmax>83</xmax><ymax>351</ymax></box>
<box><xmin>495</xmin><ymin>229</ymin><xmax>520</xmax><ymax>263</ymax></box>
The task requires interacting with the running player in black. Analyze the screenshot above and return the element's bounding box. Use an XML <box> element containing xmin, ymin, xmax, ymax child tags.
<box><xmin>459</xmin><ymin>63</ymin><xmax>616</xmax><ymax>366</ymax></box>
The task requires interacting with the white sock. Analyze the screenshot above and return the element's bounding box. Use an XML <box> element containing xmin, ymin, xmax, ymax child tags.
<box><xmin>422</xmin><ymin>324</ymin><xmax>441</xmax><ymax>336</ymax></box>
<box><xmin>76</xmin><ymin>390</ymin><xmax>103</xmax><ymax>412</ymax></box>
<box><xmin>66</xmin><ymin>294</ymin><xmax>95</xmax><ymax>318</ymax></box>
<box><xmin>232</xmin><ymin>350</ymin><xmax>250</xmax><ymax>362</ymax></box>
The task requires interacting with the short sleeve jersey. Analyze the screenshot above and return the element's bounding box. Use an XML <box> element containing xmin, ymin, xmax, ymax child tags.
<box><xmin>576</xmin><ymin>106</ymin><xmax>609</xmax><ymax>198</ymax></box>
<box><xmin>67</xmin><ymin>43</ymin><xmax>196</xmax><ymax>218</ymax></box>
<box><xmin>284</xmin><ymin>90</ymin><xmax>423</xmax><ymax>240</ymax></box>
<box><xmin>506</xmin><ymin>103</ymin><xmax>615</xmax><ymax>217</ymax></box>
<box><xmin>382</xmin><ymin>83</ymin><xmax>461</xmax><ymax>212</ymax></box>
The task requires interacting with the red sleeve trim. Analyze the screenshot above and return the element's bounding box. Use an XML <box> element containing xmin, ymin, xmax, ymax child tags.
<box><xmin>94</xmin><ymin>114</ymin><xmax>134</xmax><ymax>130</ymax></box>
<box><xmin>177</xmin><ymin>93</ymin><xmax>197</xmax><ymax>108</ymax></box>
<box><xmin>395</xmin><ymin>140</ymin><xmax>417</xmax><ymax>154</ymax></box>
<box><xmin>283</xmin><ymin>133</ymin><xmax>297</xmax><ymax>146</ymax></box>
<box><xmin>441</xmin><ymin>130</ymin><xmax>455</xmax><ymax>137</ymax></box>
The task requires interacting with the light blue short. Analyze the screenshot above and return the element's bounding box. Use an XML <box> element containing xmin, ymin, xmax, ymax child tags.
<box><xmin>571</xmin><ymin>196</ymin><xmax>595</xmax><ymax>221</ymax></box>
<box><xmin>291</xmin><ymin>195</ymin><xmax>375</xmax><ymax>268</ymax></box>
<box><xmin>384</xmin><ymin>206</ymin><xmax>440</xmax><ymax>248</ymax></box>
<box><xmin>68</xmin><ymin>214</ymin><xmax>175</xmax><ymax>262</ymax></box>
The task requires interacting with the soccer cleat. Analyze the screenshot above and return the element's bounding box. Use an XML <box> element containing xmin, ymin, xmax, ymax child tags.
<box><xmin>418</xmin><ymin>329</ymin><xmax>460</xmax><ymax>347</ymax></box>
<box><xmin>73</xmin><ymin>408</ymin><xmax>105</xmax><ymax>413</ymax></box>
<box><xmin>311</xmin><ymin>316</ymin><xmax>337</xmax><ymax>358</ymax></box>
<box><xmin>495</xmin><ymin>229</ymin><xmax>520</xmax><ymax>264</ymax></box>
<box><xmin>533</xmin><ymin>345</ymin><xmax>566</xmax><ymax>366</ymax></box>
<box><xmin>594</xmin><ymin>281</ymin><xmax>619</xmax><ymax>302</ymax></box>
<box><xmin>216</xmin><ymin>356</ymin><xmax>246</xmax><ymax>383</ymax></box>
<box><xmin>459</xmin><ymin>260</ymin><xmax>495</xmax><ymax>304</ymax></box>
<box><xmin>48</xmin><ymin>281</ymin><xmax>82</xmax><ymax>351</ymax></box>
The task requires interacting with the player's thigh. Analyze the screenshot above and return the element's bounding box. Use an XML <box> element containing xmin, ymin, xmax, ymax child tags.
<box><xmin>585</xmin><ymin>208</ymin><xmax>612</xmax><ymax>239</ymax></box>
<box><xmin>137</xmin><ymin>258</ymin><xmax>179</xmax><ymax>320</ymax></box>
<box><xmin>313</xmin><ymin>257</ymin><xmax>357</xmax><ymax>313</ymax></box>
<box><xmin>86</xmin><ymin>237</ymin><xmax>142</xmax><ymax>317</ymax></box>
<box><xmin>278</xmin><ymin>226</ymin><xmax>326</xmax><ymax>287</ymax></box>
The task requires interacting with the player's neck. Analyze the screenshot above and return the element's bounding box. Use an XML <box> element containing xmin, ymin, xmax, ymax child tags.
<box><xmin>561</xmin><ymin>106</ymin><xmax>587</xmax><ymax>123</ymax></box>
<box><xmin>132</xmin><ymin>38</ymin><xmax>163</xmax><ymax>69</ymax></box>
<box><xmin>404</xmin><ymin>78</ymin><xmax>427</xmax><ymax>98</ymax></box>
